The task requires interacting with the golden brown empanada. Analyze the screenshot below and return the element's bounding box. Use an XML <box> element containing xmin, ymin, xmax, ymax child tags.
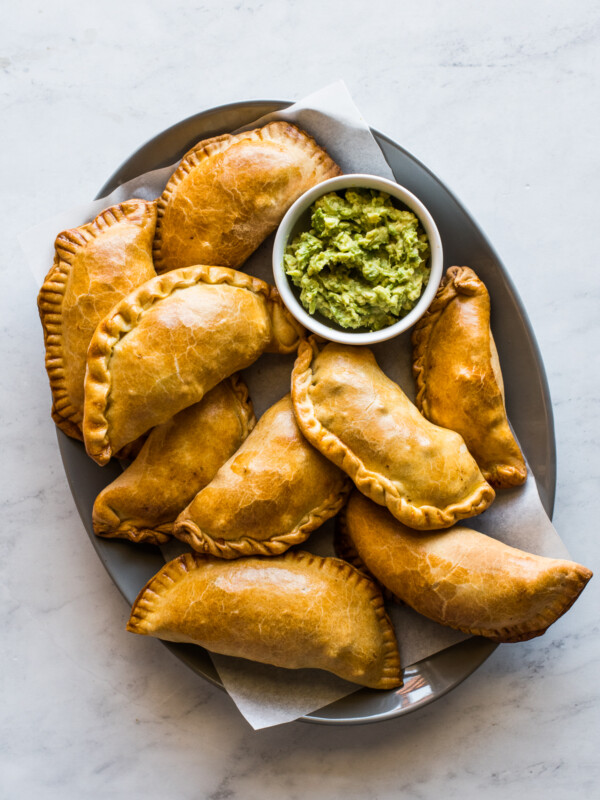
<box><xmin>127</xmin><ymin>551</ymin><xmax>402</xmax><ymax>689</ymax></box>
<box><xmin>173</xmin><ymin>394</ymin><xmax>350</xmax><ymax>558</ymax></box>
<box><xmin>333</xmin><ymin>514</ymin><xmax>400</xmax><ymax>604</ymax></box>
<box><xmin>92</xmin><ymin>377</ymin><xmax>255</xmax><ymax>545</ymax></box>
<box><xmin>412</xmin><ymin>266</ymin><xmax>527</xmax><ymax>489</ymax></box>
<box><xmin>37</xmin><ymin>200</ymin><xmax>157</xmax><ymax>439</ymax></box>
<box><xmin>153</xmin><ymin>122</ymin><xmax>341</xmax><ymax>272</ymax></box>
<box><xmin>83</xmin><ymin>265</ymin><xmax>304</xmax><ymax>465</ymax></box>
<box><xmin>292</xmin><ymin>337</ymin><xmax>495</xmax><ymax>530</ymax></box>
<box><xmin>339</xmin><ymin>491</ymin><xmax>592</xmax><ymax>642</ymax></box>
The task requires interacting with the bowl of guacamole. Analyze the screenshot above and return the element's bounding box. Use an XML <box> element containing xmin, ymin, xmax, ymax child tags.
<box><xmin>273</xmin><ymin>174</ymin><xmax>443</xmax><ymax>345</ymax></box>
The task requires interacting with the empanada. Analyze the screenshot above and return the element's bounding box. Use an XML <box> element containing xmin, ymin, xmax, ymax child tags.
<box><xmin>292</xmin><ymin>337</ymin><xmax>495</xmax><ymax>530</ymax></box>
<box><xmin>92</xmin><ymin>377</ymin><xmax>255</xmax><ymax>545</ymax></box>
<box><xmin>127</xmin><ymin>551</ymin><xmax>402</xmax><ymax>689</ymax></box>
<box><xmin>37</xmin><ymin>200</ymin><xmax>157</xmax><ymax>439</ymax></box>
<box><xmin>412</xmin><ymin>266</ymin><xmax>527</xmax><ymax>488</ymax></box>
<box><xmin>83</xmin><ymin>265</ymin><xmax>304</xmax><ymax>465</ymax></box>
<box><xmin>153</xmin><ymin>122</ymin><xmax>341</xmax><ymax>272</ymax></box>
<box><xmin>174</xmin><ymin>394</ymin><xmax>350</xmax><ymax>558</ymax></box>
<box><xmin>339</xmin><ymin>491</ymin><xmax>592</xmax><ymax>642</ymax></box>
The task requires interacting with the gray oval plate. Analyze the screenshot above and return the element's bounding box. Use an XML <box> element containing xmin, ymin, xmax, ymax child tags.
<box><xmin>58</xmin><ymin>100</ymin><xmax>556</xmax><ymax>725</ymax></box>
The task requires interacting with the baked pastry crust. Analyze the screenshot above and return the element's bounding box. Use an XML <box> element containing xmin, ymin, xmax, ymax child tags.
<box><xmin>334</xmin><ymin>516</ymin><xmax>399</xmax><ymax>604</ymax></box>
<box><xmin>127</xmin><ymin>550</ymin><xmax>402</xmax><ymax>689</ymax></box>
<box><xmin>92</xmin><ymin>377</ymin><xmax>255</xmax><ymax>545</ymax></box>
<box><xmin>173</xmin><ymin>394</ymin><xmax>350</xmax><ymax>558</ymax></box>
<box><xmin>37</xmin><ymin>200</ymin><xmax>157</xmax><ymax>438</ymax></box>
<box><xmin>341</xmin><ymin>491</ymin><xmax>592</xmax><ymax>642</ymax></box>
<box><xmin>83</xmin><ymin>265</ymin><xmax>304</xmax><ymax>465</ymax></box>
<box><xmin>291</xmin><ymin>337</ymin><xmax>495</xmax><ymax>530</ymax></box>
<box><xmin>153</xmin><ymin>121</ymin><xmax>341</xmax><ymax>272</ymax></box>
<box><xmin>412</xmin><ymin>266</ymin><xmax>527</xmax><ymax>489</ymax></box>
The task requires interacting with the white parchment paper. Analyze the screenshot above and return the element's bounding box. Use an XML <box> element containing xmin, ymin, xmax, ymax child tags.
<box><xmin>22</xmin><ymin>81</ymin><xmax>570</xmax><ymax>729</ymax></box>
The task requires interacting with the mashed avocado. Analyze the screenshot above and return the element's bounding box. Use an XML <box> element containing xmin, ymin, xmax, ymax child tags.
<box><xmin>284</xmin><ymin>189</ymin><xmax>431</xmax><ymax>331</ymax></box>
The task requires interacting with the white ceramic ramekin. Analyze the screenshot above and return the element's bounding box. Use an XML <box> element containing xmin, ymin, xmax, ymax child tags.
<box><xmin>272</xmin><ymin>173</ymin><xmax>443</xmax><ymax>345</ymax></box>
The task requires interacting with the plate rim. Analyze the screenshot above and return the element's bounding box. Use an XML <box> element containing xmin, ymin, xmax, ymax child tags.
<box><xmin>70</xmin><ymin>97</ymin><xmax>557</xmax><ymax>725</ymax></box>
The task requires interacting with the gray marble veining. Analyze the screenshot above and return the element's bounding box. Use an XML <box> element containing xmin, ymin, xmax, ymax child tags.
<box><xmin>1</xmin><ymin>0</ymin><xmax>599</xmax><ymax>797</ymax></box>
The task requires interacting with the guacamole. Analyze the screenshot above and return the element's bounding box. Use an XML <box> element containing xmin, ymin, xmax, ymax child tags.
<box><xmin>283</xmin><ymin>189</ymin><xmax>431</xmax><ymax>331</ymax></box>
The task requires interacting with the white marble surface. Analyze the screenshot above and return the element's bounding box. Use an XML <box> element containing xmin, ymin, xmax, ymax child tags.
<box><xmin>2</xmin><ymin>1</ymin><xmax>599</xmax><ymax>797</ymax></box>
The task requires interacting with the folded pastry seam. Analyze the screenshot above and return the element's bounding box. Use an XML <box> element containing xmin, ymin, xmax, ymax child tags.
<box><xmin>95</xmin><ymin>521</ymin><xmax>172</xmax><ymax>546</ymax></box>
<box><xmin>83</xmin><ymin>265</ymin><xmax>301</xmax><ymax>465</ymax></box>
<box><xmin>172</xmin><ymin>393</ymin><xmax>350</xmax><ymax>558</ymax></box>
<box><xmin>413</xmin><ymin>267</ymin><xmax>482</xmax><ymax>415</ymax></box>
<box><xmin>92</xmin><ymin>375</ymin><xmax>256</xmax><ymax>544</ymax></box>
<box><xmin>291</xmin><ymin>336</ymin><xmax>495</xmax><ymax>530</ymax></box>
<box><xmin>341</xmin><ymin>491</ymin><xmax>592</xmax><ymax>644</ymax></box>
<box><xmin>153</xmin><ymin>121</ymin><xmax>341</xmax><ymax>273</ymax></box>
<box><xmin>412</xmin><ymin>266</ymin><xmax>527</xmax><ymax>489</ymax></box>
<box><xmin>127</xmin><ymin>551</ymin><xmax>403</xmax><ymax>690</ymax></box>
<box><xmin>173</xmin><ymin>480</ymin><xmax>352</xmax><ymax>559</ymax></box>
<box><xmin>38</xmin><ymin>199</ymin><xmax>157</xmax><ymax>440</ymax></box>
<box><xmin>334</xmin><ymin>510</ymin><xmax>401</xmax><ymax>604</ymax></box>
<box><xmin>39</xmin><ymin>262</ymin><xmax>83</xmax><ymax>439</ymax></box>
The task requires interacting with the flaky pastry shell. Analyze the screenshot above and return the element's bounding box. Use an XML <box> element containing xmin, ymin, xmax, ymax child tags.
<box><xmin>153</xmin><ymin>121</ymin><xmax>341</xmax><ymax>272</ymax></box>
<box><xmin>340</xmin><ymin>491</ymin><xmax>592</xmax><ymax>642</ymax></box>
<box><xmin>412</xmin><ymin>266</ymin><xmax>527</xmax><ymax>489</ymax></box>
<box><xmin>83</xmin><ymin>265</ymin><xmax>304</xmax><ymax>465</ymax></box>
<box><xmin>127</xmin><ymin>550</ymin><xmax>402</xmax><ymax>689</ymax></box>
<box><xmin>173</xmin><ymin>394</ymin><xmax>350</xmax><ymax>558</ymax></box>
<box><xmin>92</xmin><ymin>377</ymin><xmax>255</xmax><ymax>545</ymax></box>
<box><xmin>37</xmin><ymin>200</ymin><xmax>156</xmax><ymax>439</ymax></box>
<box><xmin>334</xmin><ymin>516</ymin><xmax>400</xmax><ymax>604</ymax></box>
<box><xmin>291</xmin><ymin>337</ymin><xmax>495</xmax><ymax>530</ymax></box>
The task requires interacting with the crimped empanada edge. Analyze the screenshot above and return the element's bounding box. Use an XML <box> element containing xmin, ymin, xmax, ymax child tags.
<box><xmin>318</xmin><ymin>553</ymin><xmax>403</xmax><ymax>690</ymax></box>
<box><xmin>96</xmin><ymin>522</ymin><xmax>171</xmax><ymax>546</ymax></box>
<box><xmin>334</xmin><ymin>507</ymin><xmax>400</xmax><ymax>603</ymax></box>
<box><xmin>38</xmin><ymin>260</ymin><xmax>83</xmax><ymax>436</ymax></box>
<box><xmin>341</xmin><ymin>498</ymin><xmax>593</xmax><ymax>643</ymax></box>
<box><xmin>334</xmin><ymin>506</ymin><xmax>367</xmax><ymax>574</ymax></box>
<box><xmin>37</xmin><ymin>200</ymin><xmax>156</xmax><ymax>440</ymax></box>
<box><xmin>483</xmin><ymin>461</ymin><xmax>528</xmax><ymax>490</ymax></box>
<box><xmin>442</xmin><ymin>559</ymin><xmax>593</xmax><ymax>643</ymax></box>
<box><xmin>92</xmin><ymin>483</ymin><xmax>173</xmax><ymax>545</ymax></box>
<box><xmin>127</xmin><ymin>551</ymin><xmax>202</xmax><ymax>634</ymax></box>
<box><xmin>291</xmin><ymin>336</ymin><xmax>495</xmax><ymax>530</ymax></box>
<box><xmin>127</xmin><ymin>550</ymin><xmax>403</xmax><ymax>690</ymax></box>
<box><xmin>227</xmin><ymin>373</ymin><xmax>257</xmax><ymax>437</ymax></box>
<box><xmin>83</xmin><ymin>265</ymin><xmax>288</xmax><ymax>466</ymax></box>
<box><xmin>172</xmin><ymin>477</ymin><xmax>352</xmax><ymax>559</ymax></box>
<box><xmin>154</xmin><ymin>133</ymin><xmax>238</xmax><ymax>271</ymax></box>
<box><xmin>153</xmin><ymin>121</ymin><xmax>341</xmax><ymax>273</ymax></box>
<box><xmin>411</xmin><ymin>266</ymin><xmax>483</xmax><ymax>417</ymax></box>
<box><xmin>92</xmin><ymin>375</ymin><xmax>256</xmax><ymax>543</ymax></box>
<box><xmin>412</xmin><ymin>266</ymin><xmax>527</xmax><ymax>490</ymax></box>
<box><xmin>364</xmin><ymin>559</ymin><xmax>592</xmax><ymax>644</ymax></box>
